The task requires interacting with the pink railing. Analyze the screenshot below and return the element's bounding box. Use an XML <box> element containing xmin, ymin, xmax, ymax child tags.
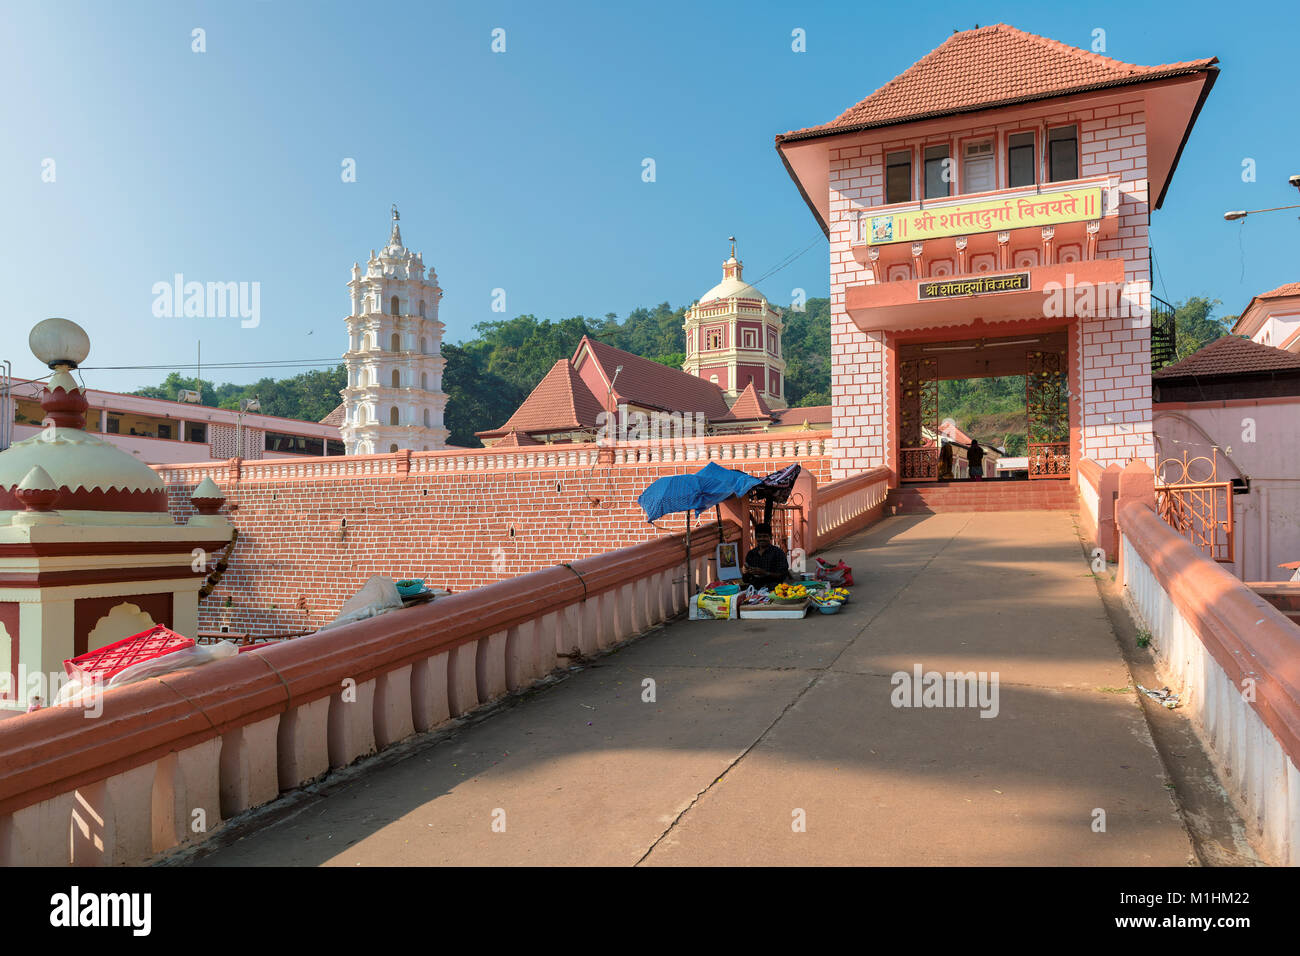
<box><xmin>815</xmin><ymin>466</ymin><xmax>891</xmax><ymax>550</ymax></box>
<box><xmin>151</xmin><ymin>432</ymin><xmax>833</xmax><ymax>484</ymax></box>
<box><xmin>0</xmin><ymin>521</ymin><xmax>737</xmax><ymax>866</ymax></box>
<box><xmin>1117</xmin><ymin>470</ymin><xmax>1300</xmax><ymax>865</ymax></box>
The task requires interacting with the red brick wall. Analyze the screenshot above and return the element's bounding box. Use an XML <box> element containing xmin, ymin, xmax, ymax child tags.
<box><xmin>159</xmin><ymin>440</ymin><xmax>830</xmax><ymax>636</ymax></box>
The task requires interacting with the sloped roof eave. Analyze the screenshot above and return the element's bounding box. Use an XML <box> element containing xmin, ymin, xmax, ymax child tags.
<box><xmin>776</xmin><ymin>64</ymin><xmax>1218</xmax><ymax>145</ymax></box>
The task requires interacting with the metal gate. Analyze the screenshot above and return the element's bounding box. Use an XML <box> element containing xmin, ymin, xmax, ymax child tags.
<box><xmin>1155</xmin><ymin>450</ymin><xmax>1234</xmax><ymax>563</ymax></box>
<box><xmin>898</xmin><ymin>357</ymin><xmax>938</xmax><ymax>482</ymax></box>
<box><xmin>1026</xmin><ymin>349</ymin><xmax>1070</xmax><ymax>479</ymax></box>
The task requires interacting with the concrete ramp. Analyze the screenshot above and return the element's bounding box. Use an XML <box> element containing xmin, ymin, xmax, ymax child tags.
<box><xmin>188</xmin><ymin>512</ymin><xmax>1194</xmax><ymax>867</ymax></box>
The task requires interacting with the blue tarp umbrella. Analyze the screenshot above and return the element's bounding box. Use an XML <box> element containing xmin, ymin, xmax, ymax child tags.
<box><xmin>637</xmin><ymin>463</ymin><xmax>762</xmax><ymax>609</ymax></box>
<box><xmin>636</xmin><ymin>462</ymin><xmax>761</xmax><ymax>523</ymax></box>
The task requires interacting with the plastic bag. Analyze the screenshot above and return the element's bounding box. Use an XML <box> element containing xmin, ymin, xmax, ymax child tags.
<box><xmin>815</xmin><ymin>557</ymin><xmax>854</xmax><ymax>587</ymax></box>
<box><xmin>318</xmin><ymin>575</ymin><xmax>404</xmax><ymax>631</ymax></box>
<box><xmin>55</xmin><ymin>640</ymin><xmax>240</xmax><ymax>705</ymax></box>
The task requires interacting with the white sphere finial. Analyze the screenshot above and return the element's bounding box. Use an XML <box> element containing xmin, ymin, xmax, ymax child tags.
<box><xmin>29</xmin><ymin>318</ymin><xmax>91</xmax><ymax>369</ymax></box>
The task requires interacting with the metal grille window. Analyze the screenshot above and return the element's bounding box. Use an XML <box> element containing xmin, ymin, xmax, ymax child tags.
<box><xmin>885</xmin><ymin>150</ymin><xmax>912</xmax><ymax>204</ymax></box>
<box><xmin>1048</xmin><ymin>125</ymin><xmax>1079</xmax><ymax>182</ymax></box>
<box><xmin>1008</xmin><ymin>132</ymin><xmax>1036</xmax><ymax>187</ymax></box>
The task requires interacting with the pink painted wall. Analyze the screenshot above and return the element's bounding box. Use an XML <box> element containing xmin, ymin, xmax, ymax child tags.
<box><xmin>1154</xmin><ymin>400</ymin><xmax>1300</xmax><ymax>582</ymax></box>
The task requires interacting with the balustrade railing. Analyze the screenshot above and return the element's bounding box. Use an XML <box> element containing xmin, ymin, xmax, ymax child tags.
<box><xmin>151</xmin><ymin>433</ymin><xmax>833</xmax><ymax>484</ymax></box>
<box><xmin>0</xmin><ymin>521</ymin><xmax>739</xmax><ymax>866</ymax></box>
<box><xmin>1027</xmin><ymin>442</ymin><xmax>1070</xmax><ymax>479</ymax></box>
<box><xmin>1118</xmin><ymin>494</ymin><xmax>1300</xmax><ymax>865</ymax></box>
<box><xmin>816</xmin><ymin>466</ymin><xmax>891</xmax><ymax>548</ymax></box>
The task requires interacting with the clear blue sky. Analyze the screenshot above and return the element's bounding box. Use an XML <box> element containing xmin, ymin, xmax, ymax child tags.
<box><xmin>2</xmin><ymin>0</ymin><xmax>1296</xmax><ymax>394</ymax></box>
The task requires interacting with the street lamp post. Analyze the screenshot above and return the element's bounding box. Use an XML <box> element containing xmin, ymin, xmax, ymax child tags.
<box><xmin>1224</xmin><ymin>175</ymin><xmax>1300</xmax><ymax>221</ymax></box>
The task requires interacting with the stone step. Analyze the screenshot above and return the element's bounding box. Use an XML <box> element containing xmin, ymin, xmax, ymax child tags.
<box><xmin>888</xmin><ymin>481</ymin><xmax>1077</xmax><ymax>513</ymax></box>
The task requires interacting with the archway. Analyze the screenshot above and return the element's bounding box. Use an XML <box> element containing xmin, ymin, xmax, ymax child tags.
<box><xmin>896</xmin><ymin>329</ymin><xmax>1071</xmax><ymax>482</ymax></box>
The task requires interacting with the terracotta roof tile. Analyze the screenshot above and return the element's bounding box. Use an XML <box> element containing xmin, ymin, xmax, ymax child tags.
<box><xmin>578</xmin><ymin>337</ymin><xmax>733</xmax><ymax>420</ymax></box>
<box><xmin>1153</xmin><ymin>335</ymin><xmax>1300</xmax><ymax>379</ymax></box>
<box><xmin>478</xmin><ymin>359</ymin><xmax>606</xmax><ymax>437</ymax></box>
<box><xmin>1258</xmin><ymin>282</ymin><xmax>1300</xmax><ymax>300</ymax></box>
<box><xmin>779</xmin><ymin>24</ymin><xmax>1217</xmax><ymax>140</ymax></box>
<box><xmin>721</xmin><ymin>382</ymin><xmax>773</xmax><ymax>421</ymax></box>
<box><xmin>492</xmin><ymin>427</ymin><xmax>541</xmax><ymax>447</ymax></box>
<box><xmin>773</xmin><ymin>404</ymin><xmax>832</xmax><ymax>426</ymax></box>
<box><xmin>319</xmin><ymin>402</ymin><xmax>346</xmax><ymax>427</ymax></box>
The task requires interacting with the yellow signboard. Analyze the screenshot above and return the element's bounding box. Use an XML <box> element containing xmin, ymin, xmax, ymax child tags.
<box><xmin>865</xmin><ymin>187</ymin><xmax>1102</xmax><ymax>245</ymax></box>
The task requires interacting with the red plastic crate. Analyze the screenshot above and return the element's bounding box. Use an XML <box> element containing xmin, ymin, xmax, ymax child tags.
<box><xmin>64</xmin><ymin>625</ymin><xmax>194</xmax><ymax>682</ymax></box>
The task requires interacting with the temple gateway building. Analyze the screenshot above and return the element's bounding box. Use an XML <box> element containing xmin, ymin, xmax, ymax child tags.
<box><xmin>775</xmin><ymin>23</ymin><xmax>1217</xmax><ymax>483</ymax></box>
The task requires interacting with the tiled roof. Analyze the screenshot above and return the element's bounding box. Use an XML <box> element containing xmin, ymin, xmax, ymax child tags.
<box><xmin>320</xmin><ymin>402</ymin><xmax>346</xmax><ymax>426</ymax></box>
<box><xmin>492</xmin><ymin>427</ymin><xmax>541</xmax><ymax>447</ymax></box>
<box><xmin>1258</xmin><ymin>282</ymin><xmax>1300</xmax><ymax>299</ymax></box>
<box><xmin>1153</xmin><ymin>335</ymin><xmax>1300</xmax><ymax>380</ymax></box>
<box><xmin>939</xmin><ymin>420</ymin><xmax>973</xmax><ymax>445</ymax></box>
<box><xmin>778</xmin><ymin>24</ymin><xmax>1217</xmax><ymax>141</ymax></box>
<box><xmin>721</xmin><ymin>382</ymin><xmax>773</xmax><ymax>421</ymax></box>
<box><xmin>578</xmin><ymin>336</ymin><xmax>733</xmax><ymax>420</ymax></box>
<box><xmin>773</xmin><ymin>404</ymin><xmax>832</xmax><ymax>426</ymax></box>
<box><xmin>478</xmin><ymin>359</ymin><xmax>606</xmax><ymax>437</ymax></box>
<box><xmin>1233</xmin><ymin>282</ymin><xmax>1300</xmax><ymax>336</ymax></box>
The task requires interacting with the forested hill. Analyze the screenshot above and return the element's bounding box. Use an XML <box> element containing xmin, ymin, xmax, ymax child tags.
<box><xmin>133</xmin><ymin>298</ymin><xmax>832</xmax><ymax>447</ymax></box>
<box><xmin>132</xmin><ymin>295</ymin><xmax>1233</xmax><ymax>448</ymax></box>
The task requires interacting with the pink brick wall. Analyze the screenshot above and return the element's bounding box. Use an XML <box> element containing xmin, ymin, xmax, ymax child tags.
<box><xmin>823</xmin><ymin>100</ymin><xmax>1156</xmax><ymax>479</ymax></box>
<box><xmin>160</xmin><ymin>443</ymin><xmax>830</xmax><ymax>636</ymax></box>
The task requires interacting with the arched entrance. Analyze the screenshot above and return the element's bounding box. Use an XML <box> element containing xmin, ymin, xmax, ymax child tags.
<box><xmin>896</xmin><ymin>328</ymin><xmax>1072</xmax><ymax>482</ymax></box>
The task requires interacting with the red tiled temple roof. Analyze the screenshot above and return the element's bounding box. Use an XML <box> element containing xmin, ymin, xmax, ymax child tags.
<box><xmin>492</xmin><ymin>427</ymin><xmax>541</xmax><ymax>447</ymax></box>
<box><xmin>720</xmin><ymin>382</ymin><xmax>773</xmax><ymax>421</ymax></box>
<box><xmin>772</xmin><ymin>404</ymin><xmax>832</xmax><ymax>426</ymax></box>
<box><xmin>1153</xmin><ymin>335</ymin><xmax>1300</xmax><ymax>379</ymax></box>
<box><xmin>477</xmin><ymin>359</ymin><xmax>606</xmax><ymax>438</ymax></box>
<box><xmin>777</xmin><ymin>24</ymin><xmax>1217</xmax><ymax>141</ymax></box>
<box><xmin>320</xmin><ymin>402</ymin><xmax>346</xmax><ymax>426</ymax></box>
<box><xmin>576</xmin><ymin>336</ymin><xmax>733</xmax><ymax>419</ymax></box>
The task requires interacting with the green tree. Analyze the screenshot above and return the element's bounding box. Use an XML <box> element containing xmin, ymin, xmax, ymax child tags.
<box><xmin>1173</xmin><ymin>296</ymin><xmax>1237</xmax><ymax>360</ymax></box>
<box><xmin>132</xmin><ymin>366</ymin><xmax>346</xmax><ymax>421</ymax></box>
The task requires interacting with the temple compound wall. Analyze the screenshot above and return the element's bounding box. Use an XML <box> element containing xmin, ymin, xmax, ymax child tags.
<box><xmin>155</xmin><ymin>437</ymin><xmax>831</xmax><ymax>636</ymax></box>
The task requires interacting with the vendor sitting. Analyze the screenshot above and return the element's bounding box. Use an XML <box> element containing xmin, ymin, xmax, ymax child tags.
<box><xmin>743</xmin><ymin>525</ymin><xmax>790</xmax><ymax>587</ymax></box>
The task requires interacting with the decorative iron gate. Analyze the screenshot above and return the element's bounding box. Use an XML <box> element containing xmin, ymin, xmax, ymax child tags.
<box><xmin>1026</xmin><ymin>349</ymin><xmax>1070</xmax><ymax>479</ymax></box>
<box><xmin>898</xmin><ymin>357</ymin><xmax>938</xmax><ymax>481</ymax></box>
<box><xmin>1155</xmin><ymin>450</ymin><xmax>1234</xmax><ymax>563</ymax></box>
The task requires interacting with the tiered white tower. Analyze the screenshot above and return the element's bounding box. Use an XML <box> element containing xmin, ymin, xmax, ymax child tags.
<box><xmin>682</xmin><ymin>241</ymin><xmax>788</xmax><ymax>409</ymax></box>
<box><xmin>340</xmin><ymin>207</ymin><xmax>450</xmax><ymax>454</ymax></box>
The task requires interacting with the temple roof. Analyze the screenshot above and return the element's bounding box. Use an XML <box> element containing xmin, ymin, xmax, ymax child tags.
<box><xmin>320</xmin><ymin>402</ymin><xmax>346</xmax><ymax>427</ymax></box>
<box><xmin>721</xmin><ymin>382</ymin><xmax>773</xmax><ymax>421</ymax></box>
<box><xmin>492</xmin><ymin>427</ymin><xmax>542</xmax><ymax>447</ymax></box>
<box><xmin>777</xmin><ymin>24</ymin><xmax>1217</xmax><ymax>141</ymax></box>
<box><xmin>478</xmin><ymin>359</ymin><xmax>606</xmax><ymax>438</ymax></box>
<box><xmin>576</xmin><ymin>336</ymin><xmax>733</xmax><ymax>419</ymax></box>
<box><xmin>772</xmin><ymin>404</ymin><xmax>832</xmax><ymax>427</ymax></box>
